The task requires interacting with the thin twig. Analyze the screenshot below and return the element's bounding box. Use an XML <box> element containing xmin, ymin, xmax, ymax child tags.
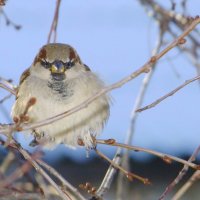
<box><xmin>159</xmin><ymin>145</ymin><xmax>200</xmax><ymax>199</ymax></box>
<box><xmin>95</xmin><ymin>148</ymin><xmax>121</xmax><ymax>199</ymax></box>
<box><xmin>96</xmin><ymin>139</ymin><xmax>200</xmax><ymax>170</ymax></box>
<box><xmin>0</xmin><ymin>77</ymin><xmax>16</xmax><ymax>95</ymax></box>
<box><xmin>139</xmin><ymin>0</ymin><xmax>200</xmax><ymax>75</ymax></box>
<box><xmin>0</xmin><ymin>8</ymin><xmax>21</xmax><ymax>30</ymax></box>
<box><xmin>47</xmin><ymin>0</ymin><xmax>61</xmax><ymax>43</ymax></box>
<box><xmin>95</xmin><ymin>148</ymin><xmax>150</xmax><ymax>184</ymax></box>
<box><xmin>0</xmin><ymin>152</ymin><xmax>15</xmax><ymax>174</ymax></box>
<box><xmin>0</xmin><ymin>192</ymin><xmax>43</xmax><ymax>200</ymax></box>
<box><xmin>11</xmin><ymin>140</ymin><xmax>70</xmax><ymax>200</ymax></box>
<box><xmin>0</xmin><ymin>158</ymin><xmax>33</xmax><ymax>188</ymax></box>
<box><xmin>171</xmin><ymin>170</ymin><xmax>200</xmax><ymax>200</ymax></box>
<box><xmin>35</xmin><ymin>174</ymin><xmax>50</xmax><ymax>200</ymax></box>
<box><xmin>136</xmin><ymin>74</ymin><xmax>200</xmax><ymax>112</ymax></box>
<box><xmin>116</xmin><ymin>21</ymin><xmax>164</xmax><ymax>199</ymax></box>
<box><xmin>0</xmin><ymin>83</ymin><xmax>16</xmax><ymax>95</ymax></box>
<box><xmin>0</xmin><ymin>94</ymin><xmax>13</xmax><ymax>104</ymax></box>
<box><xmin>1</xmin><ymin>17</ymin><xmax>199</xmax><ymax>135</ymax></box>
<box><xmin>36</xmin><ymin>159</ymin><xmax>87</xmax><ymax>200</ymax></box>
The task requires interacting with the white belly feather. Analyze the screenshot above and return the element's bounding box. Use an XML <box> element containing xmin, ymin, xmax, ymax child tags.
<box><xmin>11</xmin><ymin>73</ymin><xmax>109</xmax><ymax>149</ymax></box>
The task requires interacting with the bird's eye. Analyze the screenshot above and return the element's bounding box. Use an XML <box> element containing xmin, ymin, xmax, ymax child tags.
<box><xmin>65</xmin><ymin>60</ymin><xmax>75</xmax><ymax>69</ymax></box>
<box><xmin>40</xmin><ymin>59</ymin><xmax>50</xmax><ymax>68</ymax></box>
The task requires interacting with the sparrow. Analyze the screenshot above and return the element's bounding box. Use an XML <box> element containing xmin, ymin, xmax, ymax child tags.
<box><xmin>11</xmin><ymin>43</ymin><xmax>110</xmax><ymax>149</ymax></box>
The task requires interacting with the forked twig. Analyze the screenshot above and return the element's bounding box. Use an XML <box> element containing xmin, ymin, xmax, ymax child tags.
<box><xmin>95</xmin><ymin>149</ymin><xmax>121</xmax><ymax>199</ymax></box>
<box><xmin>96</xmin><ymin>139</ymin><xmax>200</xmax><ymax>170</ymax></box>
<box><xmin>159</xmin><ymin>145</ymin><xmax>200</xmax><ymax>200</ymax></box>
<box><xmin>10</xmin><ymin>140</ymin><xmax>70</xmax><ymax>200</ymax></box>
<box><xmin>171</xmin><ymin>170</ymin><xmax>200</xmax><ymax>200</ymax></box>
<box><xmin>36</xmin><ymin>159</ymin><xmax>86</xmax><ymax>200</ymax></box>
<box><xmin>95</xmin><ymin>148</ymin><xmax>150</xmax><ymax>185</ymax></box>
<box><xmin>0</xmin><ymin>8</ymin><xmax>21</xmax><ymax>30</ymax></box>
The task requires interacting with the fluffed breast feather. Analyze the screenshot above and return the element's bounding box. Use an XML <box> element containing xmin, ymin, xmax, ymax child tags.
<box><xmin>11</xmin><ymin>69</ymin><xmax>110</xmax><ymax>149</ymax></box>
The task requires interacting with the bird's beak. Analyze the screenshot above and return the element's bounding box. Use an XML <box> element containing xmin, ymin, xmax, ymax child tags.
<box><xmin>50</xmin><ymin>61</ymin><xmax>66</xmax><ymax>81</ymax></box>
<box><xmin>50</xmin><ymin>63</ymin><xmax>65</xmax><ymax>74</ymax></box>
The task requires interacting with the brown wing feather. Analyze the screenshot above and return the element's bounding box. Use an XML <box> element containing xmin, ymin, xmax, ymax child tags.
<box><xmin>16</xmin><ymin>68</ymin><xmax>30</xmax><ymax>98</ymax></box>
<box><xmin>19</xmin><ymin>68</ymin><xmax>30</xmax><ymax>85</ymax></box>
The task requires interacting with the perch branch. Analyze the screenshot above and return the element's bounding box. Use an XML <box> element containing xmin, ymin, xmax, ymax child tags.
<box><xmin>96</xmin><ymin>139</ymin><xmax>200</xmax><ymax>170</ymax></box>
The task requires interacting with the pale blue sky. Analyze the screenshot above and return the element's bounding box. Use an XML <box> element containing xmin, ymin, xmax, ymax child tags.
<box><xmin>0</xmin><ymin>0</ymin><xmax>200</xmax><ymax>160</ymax></box>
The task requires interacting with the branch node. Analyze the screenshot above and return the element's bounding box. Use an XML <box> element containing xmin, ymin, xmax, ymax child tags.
<box><xmin>126</xmin><ymin>172</ymin><xmax>134</xmax><ymax>181</ymax></box>
<box><xmin>163</xmin><ymin>155</ymin><xmax>173</xmax><ymax>164</ymax></box>
<box><xmin>79</xmin><ymin>182</ymin><xmax>97</xmax><ymax>195</ymax></box>
<box><xmin>178</xmin><ymin>38</ymin><xmax>186</xmax><ymax>45</ymax></box>
<box><xmin>149</xmin><ymin>56</ymin><xmax>157</xmax><ymax>63</ymax></box>
<box><xmin>77</xmin><ymin>138</ymin><xmax>85</xmax><ymax>146</ymax></box>
<box><xmin>143</xmin><ymin>66</ymin><xmax>151</xmax><ymax>73</ymax></box>
<box><xmin>104</xmin><ymin>139</ymin><xmax>116</xmax><ymax>144</ymax></box>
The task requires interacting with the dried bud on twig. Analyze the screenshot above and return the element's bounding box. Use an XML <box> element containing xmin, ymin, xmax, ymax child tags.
<box><xmin>149</xmin><ymin>56</ymin><xmax>157</xmax><ymax>63</ymax></box>
<box><xmin>79</xmin><ymin>182</ymin><xmax>97</xmax><ymax>195</ymax></box>
<box><xmin>104</xmin><ymin>138</ymin><xmax>116</xmax><ymax>144</ymax></box>
<box><xmin>163</xmin><ymin>155</ymin><xmax>173</xmax><ymax>164</ymax></box>
<box><xmin>178</xmin><ymin>38</ymin><xmax>186</xmax><ymax>45</ymax></box>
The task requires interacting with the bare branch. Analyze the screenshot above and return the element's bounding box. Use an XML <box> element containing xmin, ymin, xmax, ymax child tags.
<box><xmin>0</xmin><ymin>152</ymin><xmax>15</xmax><ymax>174</ymax></box>
<box><xmin>137</xmin><ymin>75</ymin><xmax>200</xmax><ymax>112</ymax></box>
<box><xmin>11</xmin><ymin>140</ymin><xmax>70</xmax><ymax>200</ymax></box>
<box><xmin>0</xmin><ymin>158</ymin><xmax>33</xmax><ymax>188</ymax></box>
<box><xmin>95</xmin><ymin>149</ymin><xmax>121</xmax><ymax>199</ymax></box>
<box><xmin>0</xmin><ymin>83</ymin><xmax>16</xmax><ymax>95</ymax></box>
<box><xmin>0</xmin><ymin>94</ymin><xmax>13</xmax><ymax>104</ymax></box>
<box><xmin>37</xmin><ymin>159</ymin><xmax>87</xmax><ymax>200</ymax></box>
<box><xmin>116</xmin><ymin>20</ymin><xmax>164</xmax><ymax>199</ymax></box>
<box><xmin>96</xmin><ymin>139</ymin><xmax>200</xmax><ymax>170</ymax></box>
<box><xmin>47</xmin><ymin>0</ymin><xmax>61</xmax><ymax>43</ymax></box>
<box><xmin>0</xmin><ymin>192</ymin><xmax>43</xmax><ymax>200</ymax></box>
<box><xmin>171</xmin><ymin>170</ymin><xmax>200</xmax><ymax>200</ymax></box>
<box><xmin>159</xmin><ymin>145</ymin><xmax>200</xmax><ymax>200</ymax></box>
<box><xmin>139</xmin><ymin>0</ymin><xmax>200</xmax><ymax>75</ymax></box>
<box><xmin>0</xmin><ymin>8</ymin><xmax>21</xmax><ymax>30</ymax></box>
<box><xmin>0</xmin><ymin>77</ymin><xmax>16</xmax><ymax>95</ymax></box>
<box><xmin>95</xmin><ymin>148</ymin><xmax>150</xmax><ymax>185</ymax></box>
